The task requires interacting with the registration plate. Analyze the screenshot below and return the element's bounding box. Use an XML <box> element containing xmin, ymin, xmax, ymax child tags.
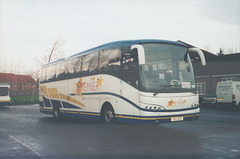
<box><xmin>171</xmin><ymin>117</ymin><xmax>183</xmax><ymax>122</ymax></box>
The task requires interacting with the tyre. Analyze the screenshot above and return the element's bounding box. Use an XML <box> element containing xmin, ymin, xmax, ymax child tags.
<box><xmin>101</xmin><ymin>105</ymin><xmax>115</xmax><ymax>123</ymax></box>
<box><xmin>53</xmin><ymin>106</ymin><xmax>60</xmax><ymax>119</ymax></box>
<box><xmin>232</xmin><ymin>101</ymin><xmax>237</xmax><ymax>107</ymax></box>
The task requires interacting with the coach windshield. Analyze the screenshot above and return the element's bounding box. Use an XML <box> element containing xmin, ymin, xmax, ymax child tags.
<box><xmin>139</xmin><ymin>43</ymin><xmax>196</xmax><ymax>93</ymax></box>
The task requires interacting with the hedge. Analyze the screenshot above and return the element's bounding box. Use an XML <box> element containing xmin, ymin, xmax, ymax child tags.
<box><xmin>10</xmin><ymin>95</ymin><xmax>39</xmax><ymax>105</ymax></box>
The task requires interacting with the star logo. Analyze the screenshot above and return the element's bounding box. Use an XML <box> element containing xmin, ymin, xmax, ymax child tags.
<box><xmin>97</xmin><ymin>76</ymin><xmax>104</xmax><ymax>88</ymax></box>
<box><xmin>167</xmin><ymin>99</ymin><xmax>175</xmax><ymax>107</ymax></box>
<box><xmin>75</xmin><ymin>78</ymin><xmax>86</xmax><ymax>96</ymax></box>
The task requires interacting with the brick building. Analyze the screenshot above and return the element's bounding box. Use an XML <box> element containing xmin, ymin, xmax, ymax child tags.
<box><xmin>0</xmin><ymin>73</ymin><xmax>38</xmax><ymax>96</ymax></box>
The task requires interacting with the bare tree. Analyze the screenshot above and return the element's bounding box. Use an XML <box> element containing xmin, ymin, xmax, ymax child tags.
<box><xmin>45</xmin><ymin>37</ymin><xmax>65</xmax><ymax>63</ymax></box>
<box><xmin>217</xmin><ymin>48</ymin><xmax>225</xmax><ymax>56</ymax></box>
<box><xmin>34</xmin><ymin>37</ymin><xmax>65</xmax><ymax>66</ymax></box>
<box><xmin>3</xmin><ymin>58</ymin><xmax>7</xmax><ymax>73</ymax></box>
<box><xmin>47</xmin><ymin>38</ymin><xmax>64</xmax><ymax>63</ymax></box>
<box><xmin>27</xmin><ymin>69</ymin><xmax>40</xmax><ymax>81</ymax></box>
<box><xmin>203</xmin><ymin>45</ymin><xmax>212</xmax><ymax>53</ymax></box>
<box><xmin>31</xmin><ymin>37</ymin><xmax>65</xmax><ymax>80</ymax></box>
<box><xmin>227</xmin><ymin>48</ymin><xmax>234</xmax><ymax>54</ymax></box>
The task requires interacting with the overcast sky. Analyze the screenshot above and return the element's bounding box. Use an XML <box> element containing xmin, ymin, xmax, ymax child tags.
<box><xmin>0</xmin><ymin>0</ymin><xmax>240</xmax><ymax>73</ymax></box>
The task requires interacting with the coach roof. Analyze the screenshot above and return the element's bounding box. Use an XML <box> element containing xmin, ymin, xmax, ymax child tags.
<box><xmin>44</xmin><ymin>39</ymin><xmax>186</xmax><ymax>66</ymax></box>
<box><xmin>68</xmin><ymin>39</ymin><xmax>186</xmax><ymax>59</ymax></box>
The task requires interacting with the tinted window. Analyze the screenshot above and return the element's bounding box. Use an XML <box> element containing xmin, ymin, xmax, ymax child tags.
<box><xmin>46</xmin><ymin>65</ymin><xmax>56</xmax><ymax>81</ymax></box>
<box><xmin>82</xmin><ymin>52</ymin><xmax>98</xmax><ymax>76</ymax></box>
<box><xmin>121</xmin><ymin>47</ymin><xmax>139</xmax><ymax>88</ymax></box>
<box><xmin>55</xmin><ymin>61</ymin><xmax>68</xmax><ymax>80</ymax></box>
<box><xmin>40</xmin><ymin>67</ymin><xmax>47</xmax><ymax>82</ymax></box>
<box><xmin>40</xmin><ymin>47</ymin><xmax>124</xmax><ymax>83</ymax></box>
<box><xmin>72</xmin><ymin>56</ymin><xmax>82</xmax><ymax>74</ymax></box>
<box><xmin>88</xmin><ymin>52</ymin><xmax>99</xmax><ymax>75</ymax></box>
<box><xmin>99</xmin><ymin>48</ymin><xmax>121</xmax><ymax>77</ymax></box>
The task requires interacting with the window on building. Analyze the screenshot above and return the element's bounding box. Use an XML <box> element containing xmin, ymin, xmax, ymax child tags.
<box><xmin>197</xmin><ymin>83</ymin><xmax>206</xmax><ymax>95</ymax></box>
<box><xmin>222</xmin><ymin>77</ymin><xmax>237</xmax><ymax>82</ymax></box>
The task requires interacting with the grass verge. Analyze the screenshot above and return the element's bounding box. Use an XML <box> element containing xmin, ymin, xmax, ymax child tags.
<box><xmin>10</xmin><ymin>95</ymin><xmax>39</xmax><ymax>105</ymax></box>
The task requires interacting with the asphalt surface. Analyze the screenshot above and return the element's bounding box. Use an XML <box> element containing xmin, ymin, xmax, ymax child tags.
<box><xmin>0</xmin><ymin>104</ymin><xmax>240</xmax><ymax>159</ymax></box>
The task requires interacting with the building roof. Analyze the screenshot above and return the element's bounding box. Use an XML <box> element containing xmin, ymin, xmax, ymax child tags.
<box><xmin>0</xmin><ymin>73</ymin><xmax>37</xmax><ymax>83</ymax></box>
<box><xmin>177</xmin><ymin>40</ymin><xmax>217</xmax><ymax>61</ymax></box>
<box><xmin>217</xmin><ymin>52</ymin><xmax>240</xmax><ymax>61</ymax></box>
<box><xmin>192</xmin><ymin>52</ymin><xmax>240</xmax><ymax>76</ymax></box>
<box><xmin>177</xmin><ymin>40</ymin><xmax>240</xmax><ymax>77</ymax></box>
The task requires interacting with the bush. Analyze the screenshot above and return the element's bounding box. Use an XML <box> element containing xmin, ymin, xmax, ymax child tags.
<box><xmin>10</xmin><ymin>95</ymin><xmax>39</xmax><ymax>105</ymax></box>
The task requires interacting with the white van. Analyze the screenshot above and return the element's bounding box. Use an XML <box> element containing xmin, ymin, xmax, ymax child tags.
<box><xmin>216</xmin><ymin>81</ymin><xmax>240</xmax><ymax>106</ymax></box>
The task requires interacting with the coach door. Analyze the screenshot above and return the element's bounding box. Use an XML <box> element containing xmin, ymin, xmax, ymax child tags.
<box><xmin>121</xmin><ymin>49</ymin><xmax>140</xmax><ymax>117</ymax></box>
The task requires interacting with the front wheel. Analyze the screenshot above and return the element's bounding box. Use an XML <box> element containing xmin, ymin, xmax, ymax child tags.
<box><xmin>101</xmin><ymin>106</ymin><xmax>115</xmax><ymax>123</ymax></box>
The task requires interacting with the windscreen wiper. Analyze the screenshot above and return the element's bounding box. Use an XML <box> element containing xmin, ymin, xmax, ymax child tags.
<box><xmin>153</xmin><ymin>85</ymin><xmax>173</xmax><ymax>96</ymax></box>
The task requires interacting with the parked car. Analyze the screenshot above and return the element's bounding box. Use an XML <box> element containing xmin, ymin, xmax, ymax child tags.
<box><xmin>202</xmin><ymin>94</ymin><xmax>217</xmax><ymax>105</ymax></box>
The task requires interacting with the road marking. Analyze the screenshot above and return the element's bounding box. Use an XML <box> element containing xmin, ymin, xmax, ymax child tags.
<box><xmin>230</xmin><ymin>149</ymin><xmax>239</xmax><ymax>152</ymax></box>
<box><xmin>9</xmin><ymin>135</ymin><xmax>43</xmax><ymax>158</ymax></box>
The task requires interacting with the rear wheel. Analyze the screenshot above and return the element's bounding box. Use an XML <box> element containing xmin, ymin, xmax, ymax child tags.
<box><xmin>232</xmin><ymin>101</ymin><xmax>237</xmax><ymax>107</ymax></box>
<box><xmin>53</xmin><ymin>106</ymin><xmax>60</xmax><ymax>119</ymax></box>
<box><xmin>101</xmin><ymin>105</ymin><xmax>115</xmax><ymax>123</ymax></box>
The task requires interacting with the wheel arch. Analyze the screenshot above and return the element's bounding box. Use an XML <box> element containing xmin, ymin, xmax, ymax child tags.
<box><xmin>52</xmin><ymin>100</ymin><xmax>61</xmax><ymax>109</ymax></box>
<box><xmin>100</xmin><ymin>102</ymin><xmax>115</xmax><ymax>115</ymax></box>
<box><xmin>100</xmin><ymin>101</ymin><xmax>117</xmax><ymax>123</ymax></box>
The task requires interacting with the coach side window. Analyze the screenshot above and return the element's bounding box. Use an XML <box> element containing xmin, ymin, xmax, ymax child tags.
<box><xmin>88</xmin><ymin>52</ymin><xmax>99</xmax><ymax>75</ymax></box>
<box><xmin>46</xmin><ymin>65</ymin><xmax>56</xmax><ymax>82</ymax></box>
<box><xmin>40</xmin><ymin>67</ymin><xmax>47</xmax><ymax>82</ymax></box>
<box><xmin>99</xmin><ymin>48</ymin><xmax>121</xmax><ymax>77</ymax></box>
<box><xmin>99</xmin><ymin>49</ymin><xmax>110</xmax><ymax>73</ymax></box>
<box><xmin>108</xmin><ymin>48</ymin><xmax>121</xmax><ymax>77</ymax></box>
<box><xmin>67</xmin><ymin>59</ymin><xmax>74</xmax><ymax>75</ymax></box>
<box><xmin>121</xmin><ymin>48</ymin><xmax>139</xmax><ymax>87</ymax></box>
<box><xmin>82</xmin><ymin>52</ymin><xmax>98</xmax><ymax>76</ymax></box>
<box><xmin>67</xmin><ymin>57</ymin><xmax>81</xmax><ymax>78</ymax></box>
<box><xmin>56</xmin><ymin>61</ymin><xmax>67</xmax><ymax>80</ymax></box>
<box><xmin>72</xmin><ymin>56</ymin><xmax>82</xmax><ymax>74</ymax></box>
<box><xmin>63</xmin><ymin>61</ymin><xmax>69</xmax><ymax>74</ymax></box>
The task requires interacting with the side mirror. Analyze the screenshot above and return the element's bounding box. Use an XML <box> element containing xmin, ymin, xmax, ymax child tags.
<box><xmin>122</xmin><ymin>52</ymin><xmax>133</xmax><ymax>64</ymax></box>
<box><xmin>188</xmin><ymin>48</ymin><xmax>206</xmax><ymax>66</ymax></box>
<box><xmin>131</xmin><ymin>45</ymin><xmax>145</xmax><ymax>64</ymax></box>
<box><xmin>122</xmin><ymin>49</ymin><xmax>138</xmax><ymax>64</ymax></box>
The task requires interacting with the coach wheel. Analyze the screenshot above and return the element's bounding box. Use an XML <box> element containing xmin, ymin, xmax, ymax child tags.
<box><xmin>102</xmin><ymin>105</ymin><xmax>115</xmax><ymax>123</ymax></box>
<box><xmin>53</xmin><ymin>107</ymin><xmax>60</xmax><ymax>119</ymax></box>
